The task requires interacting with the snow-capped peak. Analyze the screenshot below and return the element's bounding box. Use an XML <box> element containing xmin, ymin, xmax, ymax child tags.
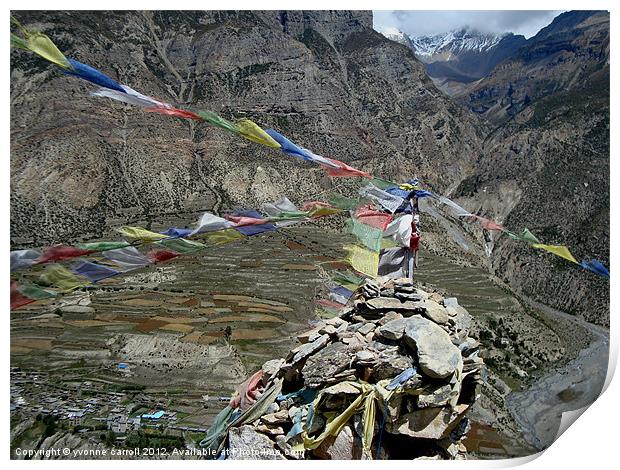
<box><xmin>379</xmin><ymin>26</ymin><xmax>508</xmax><ymax>63</ymax></box>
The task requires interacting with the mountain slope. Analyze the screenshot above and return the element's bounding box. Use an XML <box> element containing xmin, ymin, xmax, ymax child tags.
<box><xmin>10</xmin><ymin>10</ymin><xmax>483</xmax><ymax>246</ymax></box>
<box><xmin>461</xmin><ymin>11</ymin><xmax>609</xmax><ymax>124</ymax></box>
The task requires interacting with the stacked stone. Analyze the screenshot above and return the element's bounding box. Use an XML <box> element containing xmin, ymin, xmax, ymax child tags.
<box><xmin>227</xmin><ymin>277</ymin><xmax>484</xmax><ymax>460</ymax></box>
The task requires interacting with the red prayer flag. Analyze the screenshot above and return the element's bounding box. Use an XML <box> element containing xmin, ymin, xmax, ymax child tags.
<box><xmin>147</xmin><ymin>249</ymin><xmax>180</xmax><ymax>263</ymax></box>
<box><xmin>10</xmin><ymin>281</ymin><xmax>34</xmax><ymax>310</ymax></box>
<box><xmin>320</xmin><ymin>158</ymin><xmax>371</xmax><ymax>178</ymax></box>
<box><xmin>472</xmin><ymin>215</ymin><xmax>505</xmax><ymax>231</ymax></box>
<box><xmin>225</xmin><ymin>215</ymin><xmax>268</xmax><ymax>226</ymax></box>
<box><xmin>145</xmin><ymin>107</ymin><xmax>202</xmax><ymax>121</ymax></box>
<box><xmin>36</xmin><ymin>245</ymin><xmax>95</xmax><ymax>264</ymax></box>
<box><xmin>354</xmin><ymin>204</ymin><xmax>393</xmax><ymax>230</ymax></box>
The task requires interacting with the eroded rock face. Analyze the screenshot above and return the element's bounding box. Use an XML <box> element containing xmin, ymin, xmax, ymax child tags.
<box><xmin>228</xmin><ymin>425</ymin><xmax>286</xmax><ymax>460</ymax></box>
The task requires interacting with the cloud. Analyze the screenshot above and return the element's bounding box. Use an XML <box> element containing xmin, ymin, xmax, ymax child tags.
<box><xmin>373</xmin><ymin>10</ymin><xmax>564</xmax><ymax>39</ymax></box>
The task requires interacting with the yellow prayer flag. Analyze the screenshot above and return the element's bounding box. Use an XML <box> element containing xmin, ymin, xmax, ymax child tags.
<box><xmin>532</xmin><ymin>244</ymin><xmax>578</xmax><ymax>264</ymax></box>
<box><xmin>308</xmin><ymin>206</ymin><xmax>343</xmax><ymax>218</ymax></box>
<box><xmin>234</xmin><ymin>119</ymin><xmax>281</xmax><ymax>148</ymax></box>
<box><xmin>40</xmin><ymin>264</ymin><xmax>89</xmax><ymax>291</ymax></box>
<box><xmin>345</xmin><ymin>245</ymin><xmax>379</xmax><ymax>278</ymax></box>
<box><xmin>11</xmin><ymin>19</ymin><xmax>71</xmax><ymax>69</ymax></box>
<box><xmin>197</xmin><ymin>228</ymin><xmax>245</xmax><ymax>245</ymax></box>
<box><xmin>116</xmin><ymin>226</ymin><xmax>168</xmax><ymax>242</ymax></box>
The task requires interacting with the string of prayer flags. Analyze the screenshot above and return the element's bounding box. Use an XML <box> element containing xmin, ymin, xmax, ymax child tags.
<box><xmin>147</xmin><ymin>249</ymin><xmax>180</xmax><ymax>263</ymax></box>
<box><xmin>102</xmin><ymin>246</ymin><xmax>152</xmax><ymax>271</ymax></box>
<box><xmin>234</xmin><ymin>119</ymin><xmax>281</xmax><ymax>148</ymax></box>
<box><xmin>65</xmin><ymin>58</ymin><xmax>126</xmax><ymax>93</ymax></box>
<box><xmin>532</xmin><ymin>244</ymin><xmax>578</xmax><ymax>264</ymax></box>
<box><xmin>344</xmin><ymin>244</ymin><xmax>379</xmax><ymax>278</ymax></box>
<box><xmin>580</xmin><ymin>259</ymin><xmax>610</xmax><ymax>278</ymax></box>
<box><xmin>11</xmin><ymin>249</ymin><xmax>41</xmax><ymax>271</ymax></box>
<box><xmin>36</xmin><ymin>245</ymin><xmax>95</xmax><ymax>264</ymax></box>
<box><xmin>72</xmin><ymin>261</ymin><xmax>120</xmax><ymax>282</ymax></box>
<box><xmin>10</xmin><ymin>18</ymin><xmax>71</xmax><ymax>69</ymax></box>
<box><xmin>39</xmin><ymin>264</ymin><xmax>90</xmax><ymax>291</ymax></box>
<box><xmin>116</xmin><ymin>226</ymin><xmax>169</xmax><ymax>242</ymax></box>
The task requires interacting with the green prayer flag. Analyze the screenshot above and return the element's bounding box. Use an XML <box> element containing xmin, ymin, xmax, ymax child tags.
<box><xmin>506</xmin><ymin>228</ymin><xmax>540</xmax><ymax>244</ymax></box>
<box><xmin>18</xmin><ymin>283</ymin><xmax>57</xmax><ymax>300</ymax></box>
<box><xmin>196</xmin><ymin>111</ymin><xmax>238</xmax><ymax>134</ymax></box>
<box><xmin>40</xmin><ymin>264</ymin><xmax>89</xmax><ymax>291</ymax></box>
<box><xmin>347</xmin><ymin>218</ymin><xmax>384</xmax><ymax>252</ymax></box>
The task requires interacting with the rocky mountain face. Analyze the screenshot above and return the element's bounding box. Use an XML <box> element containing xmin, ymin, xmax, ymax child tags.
<box><xmin>461</xmin><ymin>11</ymin><xmax>609</xmax><ymax>124</ymax></box>
<box><xmin>10</xmin><ymin>10</ymin><xmax>482</xmax><ymax>247</ymax></box>
<box><xmin>450</xmin><ymin>11</ymin><xmax>610</xmax><ymax>324</ymax></box>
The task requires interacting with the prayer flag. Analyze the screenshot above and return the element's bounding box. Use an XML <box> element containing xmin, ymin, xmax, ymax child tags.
<box><xmin>36</xmin><ymin>245</ymin><xmax>95</xmax><ymax>264</ymax></box>
<box><xmin>354</xmin><ymin>204</ymin><xmax>393</xmax><ymax>230</ymax></box>
<box><xmin>18</xmin><ymin>283</ymin><xmax>57</xmax><ymax>300</ymax></box>
<box><xmin>40</xmin><ymin>264</ymin><xmax>89</xmax><ymax>291</ymax></box>
<box><xmin>198</xmin><ymin>228</ymin><xmax>245</xmax><ymax>245</ymax></box>
<box><xmin>347</xmin><ymin>218</ymin><xmax>384</xmax><ymax>252</ymax></box>
<box><xmin>580</xmin><ymin>259</ymin><xmax>610</xmax><ymax>278</ymax></box>
<box><xmin>65</xmin><ymin>58</ymin><xmax>126</xmax><ymax>93</ymax></box>
<box><xmin>103</xmin><ymin>246</ymin><xmax>151</xmax><ymax>271</ymax></box>
<box><xmin>76</xmin><ymin>241</ymin><xmax>130</xmax><ymax>252</ymax></box>
<box><xmin>72</xmin><ymin>261</ymin><xmax>120</xmax><ymax>282</ymax></box>
<box><xmin>146</xmin><ymin>106</ymin><xmax>202</xmax><ymax>120</ymax></box>
<box><xmin>147</xmin><ymin>249</ymin><xmax>180</xmax><ymax>263</ymax></box>
<box><xmin>383</xmin><ymin>214</ymin><xmax>413</xmax><ymax>248</ymax></box>
<box><xmin>191</xmin><ymin>213</ymin><xmax>235</xmax><ymax>236</ymax></box>
<box><xmin>160</xmin><ymin>227</ymin><xmax>193</xmax><ymax>238</ymax></box>
<box><xmin>505</xmin><ymin>228</ymin><xmax>540</xmax><ymax>244</ymax></box>
<box><xmin>10</xmin><ymin>21</ymin><xmax>71</xmax><ymax>69</ymax></box>
<box><xmin>92</xmin><ymin>86</ymin><xmax>172</xmax><ymax>109</ymax></box>
<box><xmin>11</xmin><ymin>249</ymin><xmax>41</xmax><ymax>271</ymax></box>
<box><xmin>359</xmin><ymin>183</ymin><xmax>405</xmax><ymax>214</ymax></box>
<box><xmin>196</xmin><ymin>111</ymin><xmax>238</xmax><ymax>133</ymax></box>
<box><xmin>235</xmin><ymin>119</ymin><xmax>281</xmax><ymax>148</ymax></box>
<box><xmin>116</xmin><ymin>226</ymin><xmax>168</xmax><ymax>242</ymax></box>
<box><xmin>378</xmin><ymin>247</ymin><xmax>409</xmax><ymax>279</ymax></box>
<box><xmin>532</xmin><ymin>244</ymin><xmax>578</xmax><ymax>264</ymax></box>
<box><xmin>345</xmin><ymin>245</ymin><xmax>379</xmax><ymax>278</ymax></box>
<box><xmin>11</xmin><ymin>281</ymin><xmax>35</xmax><ymax>310</ymax></box>
<box><xmin>320</xmin><ymin>158</ymin><xmax>370</xmax><ymax>178</ymax></box>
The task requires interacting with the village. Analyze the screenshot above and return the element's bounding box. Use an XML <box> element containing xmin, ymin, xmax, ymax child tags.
<box><xmin>10</xmin><ymin>366</ymin><xmax>223</xmax><ymax>450</ymax></box>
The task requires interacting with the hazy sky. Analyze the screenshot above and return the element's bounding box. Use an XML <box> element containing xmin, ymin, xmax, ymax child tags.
<box><xmin>373</xmin><ymin>11</ymin><xmax>564</xmax><ymax>38</ymax></box>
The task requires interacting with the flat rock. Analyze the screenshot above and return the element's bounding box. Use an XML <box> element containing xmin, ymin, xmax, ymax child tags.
<box><xmin>228</xmin><ymin>425</ymin><xmax>286</xmax><ymax>460</ymax></box>
<box><xmin>416</xmin><ymin>383</ymin><xmax>454</xmax><ymax>408</ymax></box>
<box><xmin>297</xmin><ymin>325</ymin><xmax>325</xmax><ymax>344</ymax></box>
<box><xmin>376</xmin><ymin>317</ymin><xmax>410</xmax><ymax>340</ymax></box>
<box><xmin>289</xmin><ymin>334</ymin><xmax>330</xmax><ymax>365</ymax></box>
<box><xmin>322</xmin><ymin>382</ymin><xmax>362</xmax><ymax>396</ymax></box>
<box><xmin>364</xmin><ymin>297</ymin><xmax>425</xmax><ymax>313</ymax></box>
<box><xmin>302</xmin><ymin>342</ymin><xmax>355</xmax><ymax>387</ymax></box>
<box><xmin>386</xmin><ymin>404</ymin><xmax>469</xmax><ymax>439</ymax></box>
<box><xmin>422</xmin><ymin>300</ymin><xmax>449</xmax><ymax>325</ymax></box>
<box><xmin>403</xmin><ymin>316</ymin><xmax>462</xmax><ymax>379</ymax></box>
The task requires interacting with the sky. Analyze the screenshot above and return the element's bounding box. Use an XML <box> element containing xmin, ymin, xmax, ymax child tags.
<box><xmin>373</xmin><ymin>10</ymin><xmax>564</xmax><ymax>39</ymax></box>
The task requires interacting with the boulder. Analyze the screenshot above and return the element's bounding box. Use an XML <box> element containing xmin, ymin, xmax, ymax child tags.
<box><xmin>403</xmin><ymin>316</ymin><xmax>462</xmax><ymax>379</ymax></box>
<box><xmin>422</xmin><ymin>299</ymin><xmax>449</xmax><ymax>325</ymax></box>
<box><xmin>376</xmin><ymin>317</ymin><xmax>409</xmax><ymax>340</ymax></box>
<box><xmin>303</xmin><ymin>342</ymin><xmax>355</xmax><ymax>387</ymax></box>
<box><xmin>228</xmin><ymin>425</ymin><xmax>286</xmax><ymax>460</ymax></box>
<box><xmin>288</xmin><ymin>334</ymin><xmax>330</xmax><ymax>365</ymax></box>
<box><xmin>312</xmin><ymin>425</ymin><xmax>357</xmax><ymax>460</ymax></box>
<box><xmin>416</xmin><ymin>383</ymin><xmax>454</xmax><ymax>408</ymax></box>
<box><xmin>386</xmin><ymin>405</ymin><xmax>469</xmax><ymax>439</ymax></box>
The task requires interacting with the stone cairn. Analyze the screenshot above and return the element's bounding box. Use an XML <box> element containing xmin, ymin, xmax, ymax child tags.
<box><xmin>219</xmin><ymin>277</ymin><xmax>484</xmax><ymax>460</ymax></box>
